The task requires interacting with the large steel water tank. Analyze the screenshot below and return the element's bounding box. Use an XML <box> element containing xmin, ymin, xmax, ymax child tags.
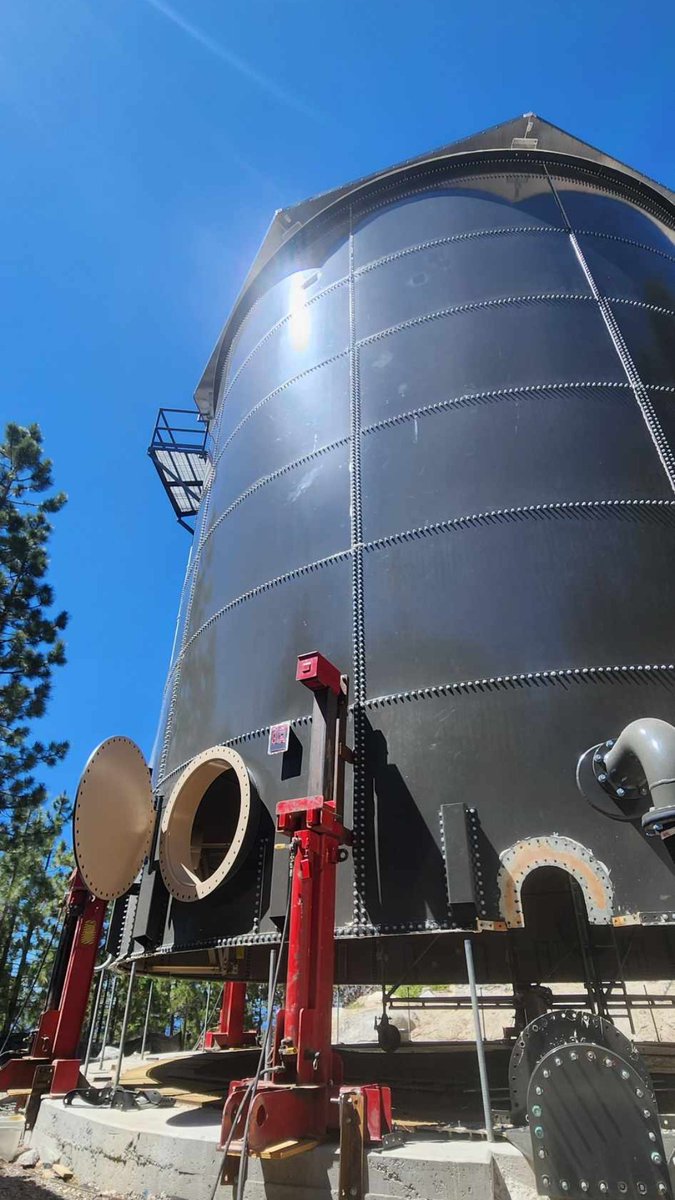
<box><xmin>118</xmin><ymin>115</ymin><xmax>675</xmax><ymax>985</ymax></box>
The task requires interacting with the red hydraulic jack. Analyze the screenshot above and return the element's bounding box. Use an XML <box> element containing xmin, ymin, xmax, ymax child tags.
<box><xmin>205</xmin><ymin>981</ymin><xmax>256</xmax><ymax>1049</ymax></box>
<box><xmin>0</xmin><ymin>871</ymin><xmax>106</xmax><ymax>1097</ymax></box>
<box><xmin>220</xmin><ymin>652</ymin><xmax>392</xmax><ymax>1164</ymax></box>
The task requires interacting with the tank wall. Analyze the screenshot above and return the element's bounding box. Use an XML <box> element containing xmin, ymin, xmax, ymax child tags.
<box><xmin>146</xmin><ymin>154</ymin><xmax>675</xmax><ymax>967</ymax></box>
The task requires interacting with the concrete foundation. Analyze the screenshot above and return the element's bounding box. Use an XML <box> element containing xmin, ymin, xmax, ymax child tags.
<box><xmin>32</xmin><ymin>1097</ymin><xmax>537</xmax><ymax>1200</ymax></box>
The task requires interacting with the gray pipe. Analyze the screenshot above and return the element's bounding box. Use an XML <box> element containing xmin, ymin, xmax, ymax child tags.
<box><xmin>83</xmin><ymin>955</ymin><xmax>112</xmax><ymax>1076</ymax></box>
<box><xmin>98</xmin><ymin>973</ymin><xmax>117</xmax><ymax>1070</ymax></box>
<box><xmin>265</xmin><ymin>949</ymin><xmax>277</xmax><ymax>1070</ymax></box>
<box><xmin>113</xmin><ymin>960</ymin><xmax>136</xmax><ymax>1091</ymax></box>
<box><xmin>604</xmin><ymin>718</ymin><xmax>675</xmax><ymax>828</ymax></box>
<box><xmin>140</xmin><ymin>978</ymin><xmax>154</xmax><ymax>1059</ymax></box>
<box><xmin>464</xmin><ymin>938</ymin><xmax>494</xmax><ymax>1142</ymax></box>
<box><xmin>200</xmin><ymin>983</ymin><xmax>212</xmax><ymax>1050</ymax></box>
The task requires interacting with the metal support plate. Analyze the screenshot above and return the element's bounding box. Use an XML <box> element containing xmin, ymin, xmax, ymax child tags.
<box><xmin>510</xmin><ymin>1009</ymin><xmax>650</xmax><ymax>1126</ymax></box>
<box><xmin>528</xmin><ymin>1042</ymin><xmax>672</xmax><ymax>1200</ymax></box>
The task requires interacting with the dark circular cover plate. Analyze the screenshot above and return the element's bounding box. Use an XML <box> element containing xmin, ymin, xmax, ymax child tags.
<box><xmin>509</xmin><ymin>1008</ymin><xmax>651</xmax><ymax>1126</ymax></box>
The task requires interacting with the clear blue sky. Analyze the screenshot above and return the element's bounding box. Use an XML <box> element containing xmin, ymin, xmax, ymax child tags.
<box><xmin>2</xmin><ymin>0</ymin><xmax>674</xmax><ymax>804</ymax></box>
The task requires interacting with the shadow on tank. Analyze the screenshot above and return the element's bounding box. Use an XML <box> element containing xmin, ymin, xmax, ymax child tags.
<box><xmin>360</xmin><ymin>720</ymin><xmax>447</xmax><ymax>929</ymax></box>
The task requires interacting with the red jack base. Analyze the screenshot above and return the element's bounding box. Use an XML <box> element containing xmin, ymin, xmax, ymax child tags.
<box><xmin>218</xmin><ymin>653</ymin><xmax>393</xmax><ymax>1160</ymax></box>
<box><xmin>205</xmin><ymin>1031</ymin><xmax>257</xmax><ymax>1050</ymax></box>
<box><xmin>221</xmin><ymin>1078</ymin><xmax>392</xmax><ymax>1155</ymax></box>
<box><xmin>51</xmin><ymin>1059</ymin><xmax>82</xmax><ymax>1095</ymax></box>
<box><xmin>0</xmin><ymin>872</ymin><xmax>106</xmax><ymax>1100</ymax></box>
<box><xmin>204</xmin><ymin>981</ymin><xmax>256</xmax><ymax>1050</ymax></box>
<box><xmin>0</xmin><ymin>1057</ymin><xmax>51</xmax><ymax>1093</ymax></box>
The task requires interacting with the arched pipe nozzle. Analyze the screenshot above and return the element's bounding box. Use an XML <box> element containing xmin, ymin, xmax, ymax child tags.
<box><xmin>601</xmin><ymin>718</ymin><xmax>675</xmax><ymax>836</ymax></box>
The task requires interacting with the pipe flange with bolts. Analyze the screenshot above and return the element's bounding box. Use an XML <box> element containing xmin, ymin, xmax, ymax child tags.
<box><xmin>579</xmin><ymin>718</ymin><xmax>675</xmax><ymax>838</ymax></box>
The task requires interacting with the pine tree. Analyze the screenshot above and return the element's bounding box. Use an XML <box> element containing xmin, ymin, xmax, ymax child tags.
<box><xmin>0</xmin><ymin>813</ymin><xmax>73</xmax><ymax>1038</ymax></box>
<box><xmin>0</xmin><ymin>422</ymin><xmax>70</xmax><ymax>1039</ymax></box>
<box><xmin>0</xmin><ymin>422</ymin><xmax>68</xmax><ymax>821</ymax></box>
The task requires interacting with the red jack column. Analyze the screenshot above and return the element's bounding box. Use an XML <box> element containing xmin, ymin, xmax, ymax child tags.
<box><xmin>221</xmin><ymin>652</ymin><xmax>391</xmax><ymax>1157</ymax></box>
<box><xmin>0</xmin><ymin>871</ymin><xmax>107</xmax><ymax>1096</ymax></box>
<box><xmin>205</xmin><ymin>981</ymin><xmax>255</xmax><ymax>1049</ymax></box>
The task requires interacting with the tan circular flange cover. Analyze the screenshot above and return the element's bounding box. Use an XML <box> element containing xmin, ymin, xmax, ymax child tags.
<box><xmin>158</xmin><ymin>745</ymin><xmax>254</xmax><ymax>903</ymax></box>
<box><xmin>73</xmin><ymin>736</ymin><xmax>155</xmax><ymax>902</ymax></box>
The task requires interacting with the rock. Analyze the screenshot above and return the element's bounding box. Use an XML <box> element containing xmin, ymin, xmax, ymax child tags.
<box><xmin>17</xmin><ymin>1147</ymin><xmax>39</xmax><ymax>1168</ymax></box>
<box><xmin>52</xmin><ymin>1162</ymin><xmax>73</xmax><ymax>1180</ymax></box>
<box><xmin>97</xmin><ymin>1045</ymin><xmax>119</xmax><ymax>1062</ymax></box>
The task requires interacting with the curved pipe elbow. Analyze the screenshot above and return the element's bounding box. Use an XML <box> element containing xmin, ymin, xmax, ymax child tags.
<box><xmin>604</xmin><ymin>718</ymin><xmax>675</xmax><ymax>810</ymax></box>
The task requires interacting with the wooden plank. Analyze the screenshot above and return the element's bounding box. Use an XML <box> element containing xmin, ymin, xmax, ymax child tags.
<box><xmin>25</xmin><ymin>1065</ymin><xmax>53</xmax><ymax>1131</ymax></box>
<box><xmin>338</xmin><ymin>1091</ymin><xmax>365</xmax><ymax>1200</ymax></box>
<box><xmin>258</xmin><ymin>1139</ymin><xmax>320</xmax><ymax>1160</ymax></box>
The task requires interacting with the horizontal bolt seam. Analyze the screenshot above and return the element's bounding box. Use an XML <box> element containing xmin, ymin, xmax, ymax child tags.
<box><xmin>172</xmin><ymin>498</ymin><xmax>675</xmax><ymax>674</ymax></box>
<box><xmin>357</xmin><ymin>292</ymin><xmax>596</xmax><ymax>348</ymax></box>
<box><xmin>219</xmin><ymin>274</ymin><xmax>349</xmax><ymax>405</ymax></box>
<box><xmin>206</xmin><ymin>152</ymin><xmax>675</xmax><ymax>414</ymax></box>
<box><xmin>362</xmin><ymin>380</ymin><xmax>635</xmax><ymax>435</ymax></box>
<box><xmin>212</xmin><ymin>349</ymin><xmax>350</xmax><ymax>467</ymax></box>
<box><xmin>202</xmin><ymin>435</ymin><xmax>350</xmax><ymax>545</ymax></box>
<box><xmin>365</xmin><ymin>662</ymin><xmax>675</xmax><ymax>710</ymax></box>
<box><xmin>354</xmin><ymin>225</ymin><xmax>568</xmax><ymax>275</ymax></box>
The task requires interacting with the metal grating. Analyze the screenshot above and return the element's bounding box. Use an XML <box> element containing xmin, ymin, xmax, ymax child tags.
<box><xmin>148</xmin><ymin>408</ymin><xmax>210</xmax><ymax>532</ymax></box>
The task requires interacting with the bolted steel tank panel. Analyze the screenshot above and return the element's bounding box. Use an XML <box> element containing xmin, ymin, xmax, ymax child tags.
<box><xmin>135</xmin><ymin>121</ymin><xmax>675</xmax><ymax>981</ymax></box>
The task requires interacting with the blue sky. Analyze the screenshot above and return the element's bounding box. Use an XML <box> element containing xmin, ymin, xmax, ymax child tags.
<box><xmin>2</xmin><ymin>0</ymin><xmax>675</xmax><ymax>804</ymax></box>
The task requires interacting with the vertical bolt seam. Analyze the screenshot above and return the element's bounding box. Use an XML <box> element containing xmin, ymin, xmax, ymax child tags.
<box><xmin>544</xmin><ymin>164</ymin><xmax>675</xmax><ymax>495</ymax></box>
<box><xmin>349</xmin><ymin>204</ymin><xmax>368</xmax><ymax>925</ymax></box>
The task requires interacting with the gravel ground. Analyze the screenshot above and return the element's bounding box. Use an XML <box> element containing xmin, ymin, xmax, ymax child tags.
<box><xmin>0</xmin><ymin>1160</ymin><xmax>124</xmax><ymax>1200</ymax></box>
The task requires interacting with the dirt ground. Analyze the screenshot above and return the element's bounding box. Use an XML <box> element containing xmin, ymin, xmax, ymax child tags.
<box><xmin>0</xmin><ymin>1161</ymin><xmax>124</xmax><ymax>1200</ymax></box>
<box><xmin>333</xmin><ymin>979</ymin><xmax>675</xmax><ymax>1044</ymax></box>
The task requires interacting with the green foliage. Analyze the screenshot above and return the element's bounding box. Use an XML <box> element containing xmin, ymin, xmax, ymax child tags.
<box><xmin>0</xmin><ymin>422</ymin><xmax>68</xmax><ymax>822</ymax></box>
<box><xmin>78</xmin><ymin>974</ymin><xmax>267</xmax><ymax>1060</ymax></box>
<box><xmin>0</xmin><ymin>422</ymin><xmax>70</xmax><ymax>1040</ymax></box>
<box><xmin>0</xmin><ymin>423</ymin><xmax>271</xmax><ymax>1051</ymax></box>
<box><xmin>387</xmin><ymin>983</ymin><xmax>426</xmax><ymax>998</ymax></box>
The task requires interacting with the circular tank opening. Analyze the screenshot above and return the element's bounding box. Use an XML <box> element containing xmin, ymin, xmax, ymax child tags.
<box><xmin>158</xmin><ymin>746</ymin><xmax>258</xmax><ymax>903</ymax></box>
<box><xmin>190</xmin><ymin>770</ymin><xmax>242</xmax><ymax>881</ymax></box>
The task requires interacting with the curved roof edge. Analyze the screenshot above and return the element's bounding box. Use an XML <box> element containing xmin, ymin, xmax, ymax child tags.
<box><xmin>195</xmin><ymin>112</ymin><xmax>675</xmax><ymax>418</ymax></box>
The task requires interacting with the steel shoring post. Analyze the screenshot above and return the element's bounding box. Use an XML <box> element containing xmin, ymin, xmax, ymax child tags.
<box><xmin>609</xmin><ymin>926</ymin><xmax>636</xmax><ymax>1035</ymax></box>
<box><xmin>98</xmin><ymin>974</ymin><xmax>118</xmax><ymax>1071</ymax></box>
<box><xmin>265</xmin><ymin>948</ymin><xmax>276</xmax><ymax>1071</ymax></box>
<box><xmin>112</xmin><ymin>961</ymin><xmax>136</xmax><ymax>1091</ymax></box>
<box><xmin>645</xmin><ymin>983</ymin><xmax>661</xmax><ymax>1042</ymax></box>
<box><xmin>464</xmin><ymin>939</ymin><xmax>494</xmax><ymax>1143</ymax></box>
<box><xmin>384</xmin><ymin>934</ymin><xmax>441</xmax><ymax>1004</ymax></box>
<box><xmin>569</xmin><ymin>877</ymin><xmax>605</xmax><ymax>1017</ymax></box>
<box><xmin>201</xmin><ymin>983</ymin><xmax>212</xmax><ymax>1050</ymax></box>
<box><xmin>140</xmin><ymin>979</ymin><xmax>154</xmax><ymax>1059</ymax></box>
<box><xmin>94</xmin><ymin>974</ymin><xmax>110</xmax><ymax>1052</ymax></box>
<box><xmin>83</xmin><ymin>961</ymin><xmax>108</xmax><ymax>1077</ymax></box>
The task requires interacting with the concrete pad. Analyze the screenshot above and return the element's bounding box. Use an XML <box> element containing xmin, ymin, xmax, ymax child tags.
<box><xmin>33</xmin><ymin>1098</ymin><xmax>224</xmax><ymax>1199</ymax></box>
<box><xmin>32</xmin><ymin>1097</ymin><xmax>536</xmax><ymax>1200</ymax></box>
<box><xmin>367</xmin><ymin>1139</ymin><xmax>495</xmax><ymax>1200</ymax></box>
